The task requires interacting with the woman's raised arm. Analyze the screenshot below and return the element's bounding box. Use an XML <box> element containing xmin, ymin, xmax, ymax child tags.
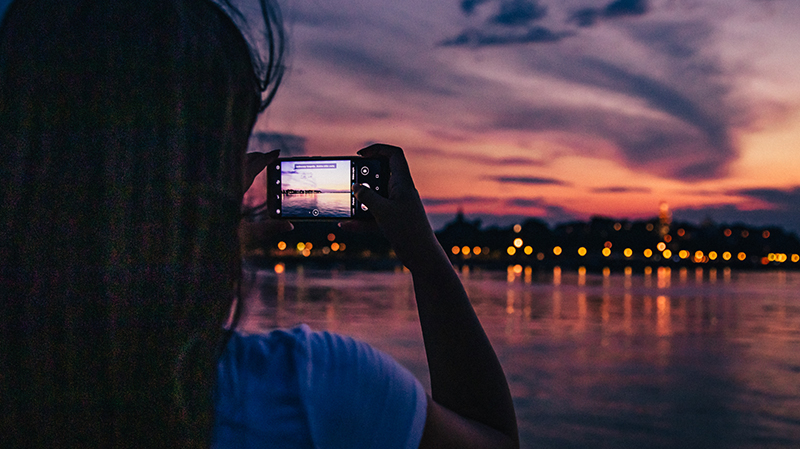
<box><xmin>355</xmin><ymin>144</ymin><xmax>519</xmax><ymax>449</ymax></box>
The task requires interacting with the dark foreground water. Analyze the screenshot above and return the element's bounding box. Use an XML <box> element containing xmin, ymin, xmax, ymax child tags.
<box><xmin>238</xmin><ymin>264</ymin><xmax>800</xmax><ymax>449</ymax></box>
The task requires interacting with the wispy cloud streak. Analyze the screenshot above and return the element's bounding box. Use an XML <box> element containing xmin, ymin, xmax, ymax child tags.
<box><xmin>570</xmin><ymin>0</ymin><xmax>649</xmax><ymax>27</ymax></box>
<box><xmin>410</xmin><ymin>147</ymin><xmax>546</xmax><ymax>167</ymax></box>
<box><xmin>491</xmin><ymin>175</ymin><xmax>569</xmax><ymax>185</ymax></box>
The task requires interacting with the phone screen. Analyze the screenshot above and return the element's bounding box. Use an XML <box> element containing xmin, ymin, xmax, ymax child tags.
<box><xmin>268</xmin><ymin>156</ymin><xmax>387</xmax><ymax>219</ymax></box>
<box><xmin>277</xmin><ymin>159</ymin><xmax>355</xmax><ymax>218</ymax></box>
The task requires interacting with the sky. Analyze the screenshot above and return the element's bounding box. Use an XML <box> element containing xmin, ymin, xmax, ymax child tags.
<box><xmin>281</xmin><ymin>160</ymin><xmax>352</xmax><ymax>192</ymax></box>
<box><xmin>4</xmin><ymin>0</ymin><xmax>796</xmax><ymax>233</ymax></box>
<box><xmin>248</xmin><ymin>0</ymin><xmax>800</xmax><ymax>233</ymax></box>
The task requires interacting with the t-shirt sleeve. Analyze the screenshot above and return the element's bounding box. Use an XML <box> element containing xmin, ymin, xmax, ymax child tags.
<box><xmin>292</xmin><ymin>326</ymin><xmax>427</xmax><ymax>449</ymax></box>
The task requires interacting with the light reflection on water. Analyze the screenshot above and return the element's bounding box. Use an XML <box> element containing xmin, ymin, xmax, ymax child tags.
<box><xmin>239</xmin><ymin>265</ymin><xmax>800</xmax><ymax>449</ymax></box>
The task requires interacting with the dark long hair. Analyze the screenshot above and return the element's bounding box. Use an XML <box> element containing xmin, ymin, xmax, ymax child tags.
<box><xmin>0</xmin><ymin>0</ymin><xmax>282</xmax><ymax>447</ymax></box>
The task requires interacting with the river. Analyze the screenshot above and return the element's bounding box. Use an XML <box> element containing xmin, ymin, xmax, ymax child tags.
<box><xmin>237</xmin><ymin>264</ymin><xmax>800</xmax><ymax>448</ymax></box>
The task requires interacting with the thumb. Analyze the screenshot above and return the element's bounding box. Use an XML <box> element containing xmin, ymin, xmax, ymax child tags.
<box><xmin>354</xmin><ymin>184</ymin><xmax>389</xmax><ymax>215</ymax></box>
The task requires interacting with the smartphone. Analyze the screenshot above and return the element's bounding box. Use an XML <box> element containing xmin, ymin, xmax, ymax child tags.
<box><xmin>267</xmin><ymin>156</ymin><xmax>389</xmax><ymax>219</ymax></box>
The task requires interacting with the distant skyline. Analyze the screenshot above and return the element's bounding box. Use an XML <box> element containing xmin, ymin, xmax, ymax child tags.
<box><xmin>246</xmin><ymin>0</ymin><xmax>800</xmax><ymax>233</ymax></box>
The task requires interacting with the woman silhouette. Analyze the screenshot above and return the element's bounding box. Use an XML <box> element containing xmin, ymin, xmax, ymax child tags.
<box><xmin>0</xmin><ymin>1</ymin><xmax>517</xmax><ymax>448</ymax></box>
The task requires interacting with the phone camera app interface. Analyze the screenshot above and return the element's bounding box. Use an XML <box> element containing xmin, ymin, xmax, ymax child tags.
<box><xmin>280</xmin><ymin>160</ymin><xmax>352</xmax><ymax>218</ymax></box>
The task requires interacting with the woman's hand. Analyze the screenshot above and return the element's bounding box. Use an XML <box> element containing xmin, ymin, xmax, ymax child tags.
<box><xmin>353</xmin><ymin>144</ymin><xmax>445</xmax><ymax>273</ymax></box>
<box><xmin>242</xmin><ymin>149</ymin><xmax>280</xmax><ymax>193</ymax></box>
<box><xmin>239</xmin><ymin>149</ymin><xmax>293</xmax><ymax>239</ymax></box>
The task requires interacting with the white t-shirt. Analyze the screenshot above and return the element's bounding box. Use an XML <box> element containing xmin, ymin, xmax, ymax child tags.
<box><xmin>214</xmin><ymin>324</ymin><xmax>427</xmax><ymax>449</ymax></box>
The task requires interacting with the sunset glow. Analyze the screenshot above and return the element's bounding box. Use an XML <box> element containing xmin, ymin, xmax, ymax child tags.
<box><xmin>247</xmin><ymin>0</ymin><xmax>800</xmax><ymax>233</ymax></box>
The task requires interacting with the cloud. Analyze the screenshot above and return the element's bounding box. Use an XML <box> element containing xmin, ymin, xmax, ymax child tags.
<box><xmin>461</xmin><ymin>0</ymin><xmax>491</xmax><ymax>15</ymax></box>
<box><xmin>492</xmin><ymin>55</ymin><xmax>737</xmax><ymax>180</ymax></box>
<box><xmin>423</xmin><ymin>195</ymin><xmax>574</xmax><ymax>217</ymax></box>
<box><xmin>570</xmin><ymin>0</ymin><xmax>649</xmax><ymax>28</ymax></box>
<box><xmin>570</xmin><ymin>8</ymin><xmax>601</xmax><ymax>27</ymax></box>
<box><xmin>440</xmin><ymin>2</ymin><xmax>741</xmax><ymax>181</ymax></box>
<box><xmin>673</xmin><ymin>205</ymin><xmax>800</xmax><ymax>235</ymax></box>
<box><xmin>422</xmin><ymin>196</ymin><xmax>495</xmax><ymax>207</ymax></box>
<box><xmin>502</xmin><ymin>197</ymin><xmax>579</xmax><ymax>222</ymax></box>
<box><xmin>605</xmin><ymin>0</ymin><xmax>649</xmax><ymax>17</ymax></box>
<box><xmin>672</xmin><ymin>187</ymin><xmax>800</xmax><ymax>234</ymax></box>
<box><xmin>441</xmin><ymin>26</ymin><xmax>573</xmax><ymax>47</ymax></box>
<box><xmin>492</xmin><ymin>102</ymin><xmax>732</xmax><ymax>180</ymax></box>
<box><xmin>307</xmin><ymin>42</ymin><xmax>459</xmax><ymax>97</ymax></box>
<box><xmin>409</xmin><ymin>147</ymin><xmax>546</xmax><ymax>167</ymax></box>
<box><xmin>580</xmin><ymin>58</ymin><xmax>730</xmax><ymax>155</ymax></box>
<box><xmin>737</xmin><ymin>187</ymin><xmax>800</xmax><ymax>211</ymax></box>
<box><xmin>448</xmin><ymin>0</ymin><xmax>650</xmax><ymax>46</ymax></box>
<box><xmin>458</xmin><ymin>0</ymin><xmax>548</xmax><ymax>25</ymax></box>
<box><xmin>491</xmin><ymin>175</ymin><xmax>569</xmax><ymax>185</ymax></box>
<box><xmin>626</xmin><ymin>20</ymin><xmax>712</xmax><ymax>59</ymax></box>
<box><xmin>427</xmin><ymin>212</ymin><xmax>527</xmax><ymax>231</ymax></box>
<box><xmin>443</xmin><ymin>0</ymin><xmax>571</xmax><ymax>47</ymax></box>
<box><xmin>591</xmin><ymin>186</ymin><xmax>652</xmax><ymax>193</ymax></box>
<box><xmin>428</xmin><ymin>209</ymin><xmax>579</xmax><ymax>231</ymax></box>
<box><xmin>490</xmin><ymin>0</ymin><xmax>548</xmax><ymax>27</ymax></box>
<box><xmin>283</xmin><ymin>0</ymin><xmax>770</xmax><ymax>190</ymax></box>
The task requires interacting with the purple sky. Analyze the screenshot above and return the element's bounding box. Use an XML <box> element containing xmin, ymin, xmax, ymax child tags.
<box><xmin>245</xmin><ymin>0</ymin><xmax>800</xmax><ymax>233</ymax></box>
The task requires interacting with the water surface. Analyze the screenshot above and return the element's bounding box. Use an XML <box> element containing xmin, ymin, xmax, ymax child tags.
<box><xmin>238</xmin><ymin>265</ymin><xmax>800</xmax><ymax>449</ymax></box>
<box><xmin>281</xmin><ymin>192</ymin><xmax>351</xmax><ymax>218</ymax></box>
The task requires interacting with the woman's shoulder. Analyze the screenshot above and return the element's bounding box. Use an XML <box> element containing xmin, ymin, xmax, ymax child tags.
<box><xmin>220</xmin><ymin>324</ymin><xmax>427</xmax><ymax>449</ymax></box>
<box><xmin>228</xmin><ymin>324</ymin><xmax>372</xmax><ymax>354</ymax></box>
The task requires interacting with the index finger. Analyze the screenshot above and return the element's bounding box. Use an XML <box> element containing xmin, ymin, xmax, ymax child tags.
<box><xmin>243</xmin><ymin>149</ymin><xmax>280</xmax><ymax>192</ymax></box>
